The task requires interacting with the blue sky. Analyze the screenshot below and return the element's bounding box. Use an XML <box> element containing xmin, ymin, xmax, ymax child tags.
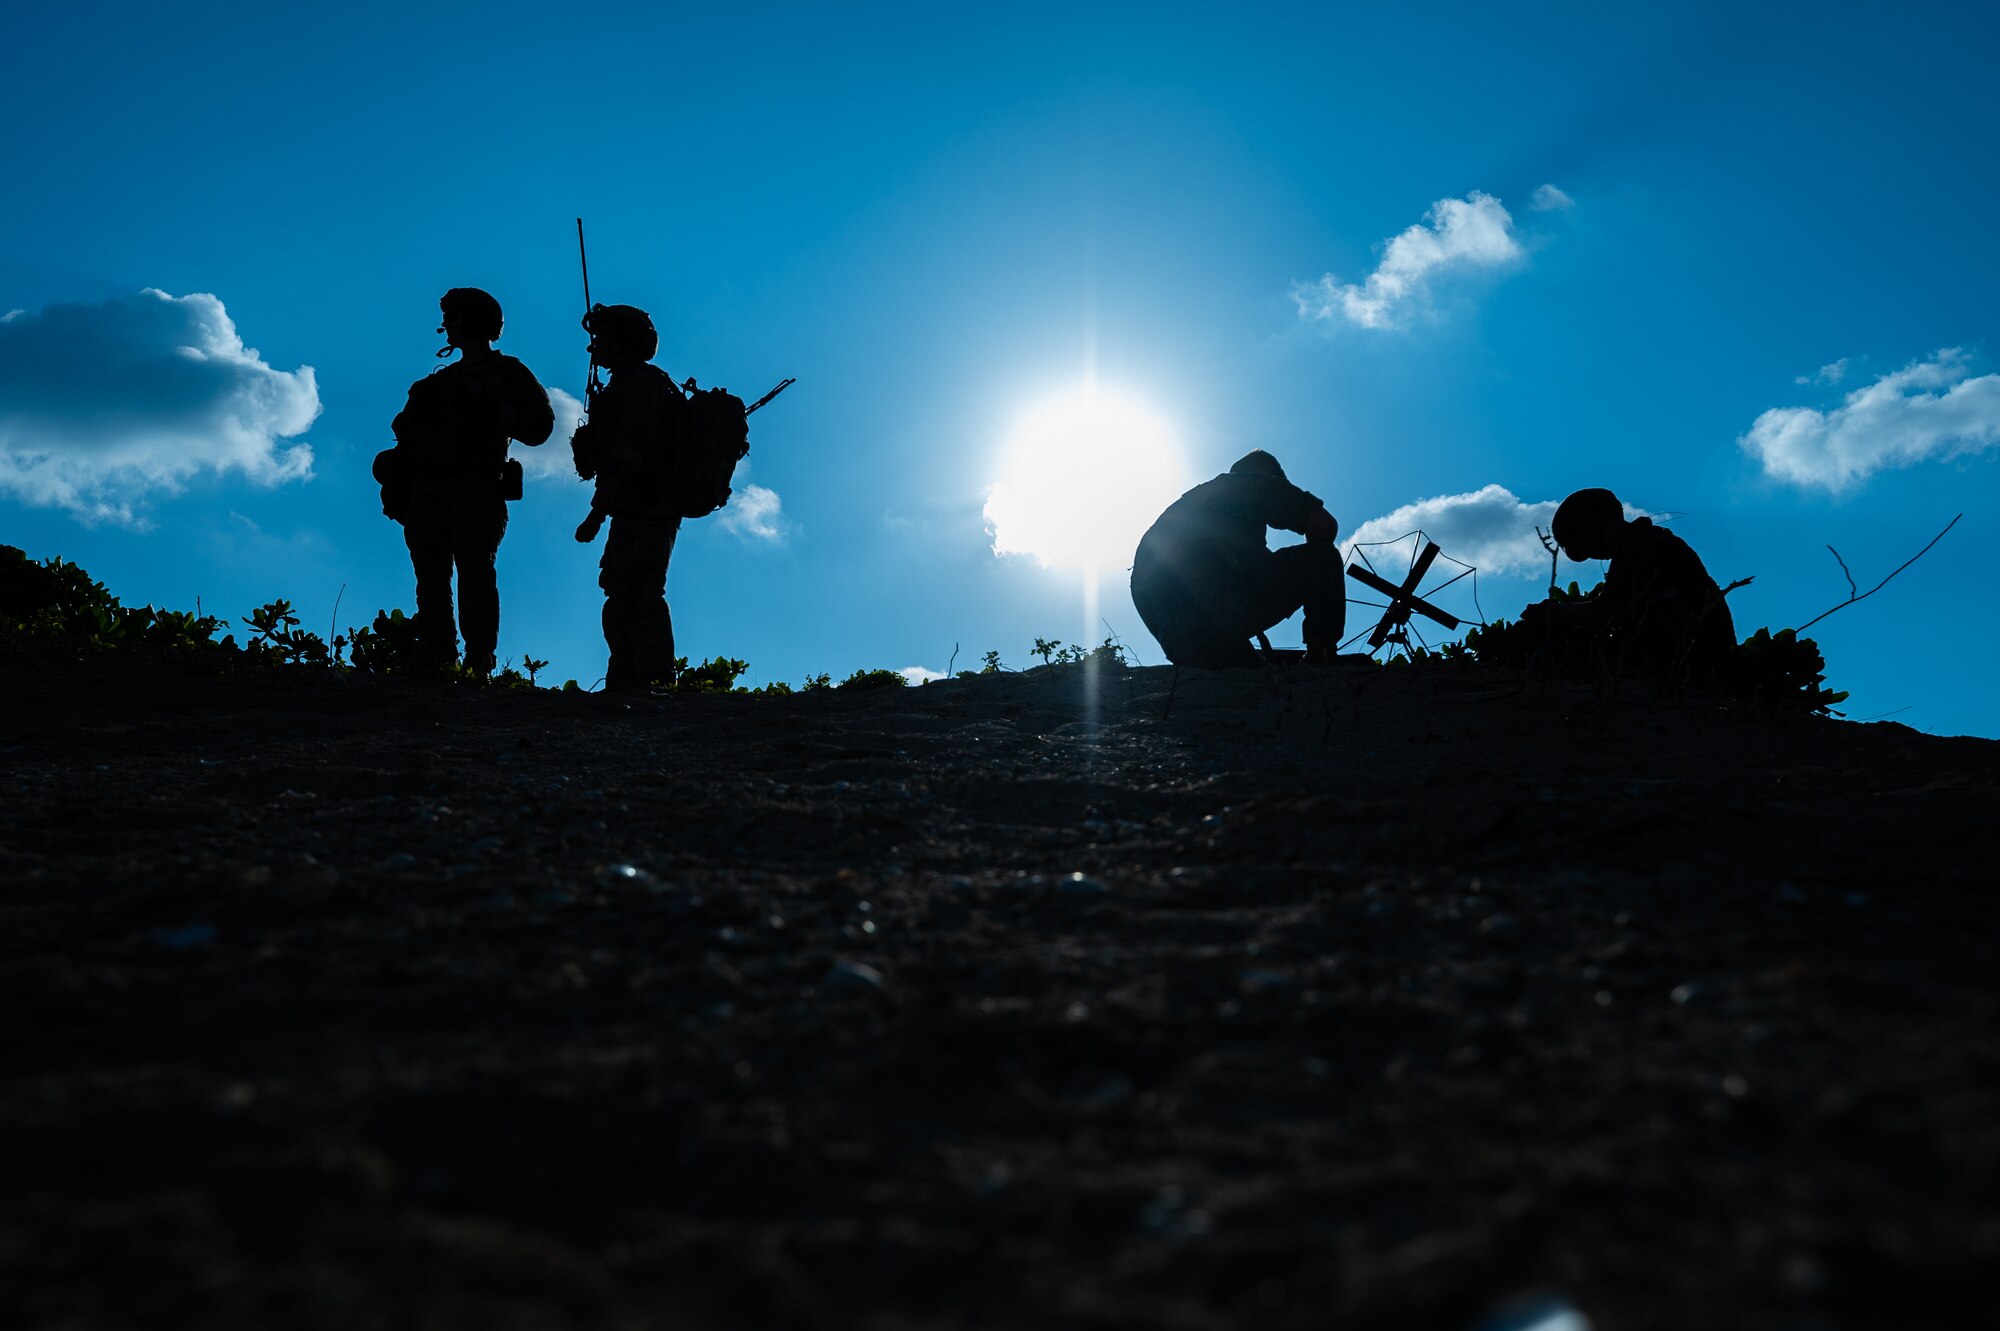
<box><xmin>5</xmin><ymin>1</ymin><xmax>1998</xmax><ymax>733</ymax></box>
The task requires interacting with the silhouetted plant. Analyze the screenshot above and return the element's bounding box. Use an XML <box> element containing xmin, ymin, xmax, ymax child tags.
<box><xmin>675</xmin><ymin>656</ymin><xmax>751</xmax><ymax>692</ymax></box>
<box><xmin>837</xmin><ymin>667</ymin><xmax>907</xmax><ymax>691</ymax></box>
<box><xmin>1735</xmin><ymin>627</ymin><xmax>1846</xmax><ymax>712</ymax></box>
<box><xmin>2</xmin><ymin>545</ymin><xmax>223</xmax><ymax>654</ymax></box>
<box><xmin>344</xmin><ymin>609</ymin><xmax>423</xmax><ymax>675</ymax></box>
<box><xmin>244</xmin><ymin>600</ymin><xmax>332</xmax><ymax>667</ymax></box>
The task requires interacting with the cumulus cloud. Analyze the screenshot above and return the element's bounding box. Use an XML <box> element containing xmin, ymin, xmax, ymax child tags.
<box><xmin>898</xmin><ymin>665</ymin><xmax>945</xmax><ymax>685</ymax></box>
<box><xmin>0</xmin><ymin>289</ymin><xmax>318</xmax><ymax>524</ymax></box>
<box><xmin>515</xmin><ymin>385</ymin><xmax>586</xmax><ymax>483</ymax></box>
<box><xmin>1741</xmin><ymin>349</ymin><xmax>2000</xmax><ymax>492</ymax></box>
<box><xmin>1343</xmin><ymin>484</ymin><xmax>1558</xmax><ymax>576</ymax></box>
<box><xmin>719</xmin><ymin>482</ymin><xmax>786</xmax><ymax>542</ymax></box>
<box><xmin>1343</xmin><ymin>484</ymin><xmax>1660</xmax><ymax>577</ymax></box>
<box><xmin>1530</xmin><ymin>183</ymin><xmax>1575</xmax><ymax>211</ymax></box>
<box><xmin>1293</xmin><ymin>191</ymin><xmax>1526</xmax><ymax>329</ymax></box>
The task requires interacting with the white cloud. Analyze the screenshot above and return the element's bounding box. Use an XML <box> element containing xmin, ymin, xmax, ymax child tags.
<box><xmin>1342</xmin><ymin>484</ymin><xmax>1661</xmax><ymax>577</ymax></box>
<box><xmin>1741</xmin><ymin>348</ymin><xmax>2000</xmax><ymax>492</ymax></box>
<box><xmin>1794</xmin><ymin>358</ymin><xmax>1849</xmax><ymax>387</ymax></box>
<box><xmin>515</xmin><ymin>385</ymin><xmax>586</xmax><ymax>483</ymax></box>
<box><xmin>1530</xmin><ymin>183</ymin><xmax>1575</xmax><ymax>212</ymax></box>
<box><xmin>0</xmin><ymin>290</ymin><xmax>318</xmax><ymax>525</ymax></box>
<box><xmin>898</xmin><ymin>665</ymin><xmax>945</xmax><ymax>685</ymax></box>
<box><xmin>1293</xmin><ymin>191</ymin><xmax>1525</xmax><ymax>329</ymax></box>
<box><xmin>719</xmin><ymin>482</ymin><xmax>786</xmax><ymax>542</ymax></box>
<box><xmin>1343</xmin><ymin>484</ymin><xmax>1558</xmax><ymax>576</ymax></box>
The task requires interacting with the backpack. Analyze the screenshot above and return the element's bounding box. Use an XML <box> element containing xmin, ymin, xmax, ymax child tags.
<box><xmin>673</xmin><ymin>385</ymin><xmax>750</xmax><ymax>519</ymax></box>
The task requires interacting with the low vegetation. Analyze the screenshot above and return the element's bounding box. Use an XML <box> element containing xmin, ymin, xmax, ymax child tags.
<box><xmin>3</xmin><ymin>545</ymin><xmax>1839</xmax><ymax>709</ymax></box>
<box><xmin>1404</xmin><ymin>579</ymin><xmax>1846</xmax><ymax>713</ymax></box>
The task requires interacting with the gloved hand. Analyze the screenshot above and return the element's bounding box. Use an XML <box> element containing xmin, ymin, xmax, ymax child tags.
<box><xmin>1305</xmin><ymin>507</ymin><xmax>1339</xmax><ymax>546</ymax></box>
<box><xmin>575</xmin><ymin>509</ymin><xmax>606</xmax><ymax>544</ymax></box>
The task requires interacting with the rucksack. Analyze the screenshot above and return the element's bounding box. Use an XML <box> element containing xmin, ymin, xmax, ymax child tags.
<box><xmin>674</xmin><ymin>385</ymin><xmax>750</xmax><ymax>520</ymax></box>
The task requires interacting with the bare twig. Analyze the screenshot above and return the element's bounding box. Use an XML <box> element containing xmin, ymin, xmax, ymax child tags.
<box><xmin>329</xmin><ymin>582</ymin><xmax>346</xmax><ymax>648</ymax></box>
<box><xmin>1100</xmin><ymin>617</ymin><xmax>1144</xmax><ymax>667</ymax></box>
<box><xmin>1720</xmin><ymin>576</ymin><xmax>1753</xmax><ymax>597</ymax></box>
<box><xmin>1826</xmin><ymin>546</ymin><xmax>1857</xmax><ymax>600</ymax></box>
<box><xmin>1795</xmin><ymin>513</ymin><xmax>1961</xmax><ymax>633</ymax></box>
<box><xmin>946</xmin><ymin>642</ymin><xmax>958</xmax><ymax>677</ymax></box>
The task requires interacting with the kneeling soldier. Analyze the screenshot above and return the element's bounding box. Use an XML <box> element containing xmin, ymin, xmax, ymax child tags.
<box><xmin>1131</xmin><ymin>450</ymin><xmax>1344</xmax><ymax>669</ymax></box>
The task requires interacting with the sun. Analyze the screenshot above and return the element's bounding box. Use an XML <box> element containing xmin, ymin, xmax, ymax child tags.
<box><xmin>984</xmin><ymin>386</ymin><xmax>1191</xmax><ymax>572</ymax></box>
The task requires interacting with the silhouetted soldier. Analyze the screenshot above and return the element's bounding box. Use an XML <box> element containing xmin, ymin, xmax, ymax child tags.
<box><xmin>387</xmin><ymin>288</ymin><xmax>554</xmax><ymax>675</ymax></box>
<box><xmin>1522</xmin><ymin>487</ymin><xmax>1737</xmax><ymax>679</ymax></box>
<box><xmin>569</xmin><ymin>304</ymin><xmax>685</xmax><ymax>691</ymax></box>
<box><xmin>1131</xmin><ymin>450</ymin><xmax>1344</xmax><ymax>669</ymax></box>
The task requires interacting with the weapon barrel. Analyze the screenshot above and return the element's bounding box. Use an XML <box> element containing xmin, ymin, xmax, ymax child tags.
<box><xmin>745</xmin><ymin>377</ymin><xmax>796</xmax><ymax>415</ymax></box>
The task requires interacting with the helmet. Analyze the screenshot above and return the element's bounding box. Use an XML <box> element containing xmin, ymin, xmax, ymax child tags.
<box><xmin>1551</xmin><ymin>488</ymin><xmax>1622</xmax><ymax>550</ymax></box>
<box><xmin>584</xmin><ymin>303</ymin><xmax>657</xmax><ymax>361</ymax></box>
<box><xmin>438</xmin><ymin>287</ymin><xmax>504</xmax><ymax>343</ymax></box>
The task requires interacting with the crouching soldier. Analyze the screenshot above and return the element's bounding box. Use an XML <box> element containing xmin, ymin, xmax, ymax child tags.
<box><xmin>386</xmin><ymin>287</ymin><xmax>554</xmax><ymax>675</ymax></box>
<box><xmin>1521</xmin><ymin>487</ymin><xmax>1737</xmax><ymax>680</ymax></box>
<box><xmin>1131</xmin><ymin>450</ymin><xmax>1344</xmax><ymax>668</ymax></box>
<box><xmin>569</xmin><ymin>304</ymin><xmax>686</xmax><ymax>691</ymax></box>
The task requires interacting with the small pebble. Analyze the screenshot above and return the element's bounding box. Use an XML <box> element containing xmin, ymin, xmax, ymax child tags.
<box><xmin>822</xmin><ymin>960</ymin><xmax>886</xmax><ymax>996</ymax></box>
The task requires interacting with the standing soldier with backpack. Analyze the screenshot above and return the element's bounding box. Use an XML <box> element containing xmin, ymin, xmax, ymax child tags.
<box><xmin>569</xmin><ymin>304</ymin><xmax>692</xmax><ymax>692</ymax></box>
<box><xmin>382</xmin><ymin>287</ymin><xmax>554</xmax><ymax>675</ymax></box>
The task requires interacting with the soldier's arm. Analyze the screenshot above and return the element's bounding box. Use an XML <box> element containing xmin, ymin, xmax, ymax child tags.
<box><xmin>1254</xmin><ymin>476</ymin><xmax>1331</xmax><ymax>538</ymax></box>
<box><xmin>506</xmin><ymin>360</ymin><xmax>556</xmax><ymax>447</ymax></box>
<box><xmin>391</xmin><ymin>377</ymin><xmax>443</xmax><ymax>449</ymax></box>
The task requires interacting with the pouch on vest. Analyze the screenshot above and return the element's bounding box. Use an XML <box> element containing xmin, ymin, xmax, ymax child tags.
<box><xmin>372</xmin><ymin>447</ymin><xmax>412</xmax><ymax>524</ymax></box>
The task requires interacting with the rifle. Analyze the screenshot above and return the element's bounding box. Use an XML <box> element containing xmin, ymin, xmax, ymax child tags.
<box><xmin>746</xmin><ymin>377</ymin><xmax>796</xmax><ymax>416</ymax></box>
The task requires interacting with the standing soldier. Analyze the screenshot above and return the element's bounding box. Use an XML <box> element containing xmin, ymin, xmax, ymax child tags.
<box><xmin>386</xmin><ymin>287</ymin><xmax>554</xmax><ymax>675</ymax></box>
<box><xmin>569</xmin><ymin>303</ymin><xmax>687</xmax><ymax>691</ymax></box>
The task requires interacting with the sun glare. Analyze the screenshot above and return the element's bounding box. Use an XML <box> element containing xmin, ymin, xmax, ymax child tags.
<box><xmin>984</xmin><ymin>387</ymin><xmax>1190</xmax><ymax>572</ymax></box>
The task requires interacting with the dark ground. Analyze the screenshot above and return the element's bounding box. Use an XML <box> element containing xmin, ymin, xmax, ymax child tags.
<box><xmin>2</xmin><ymin>651</ymin><xmax>1996</xmax><ymax>1330</ymax></box>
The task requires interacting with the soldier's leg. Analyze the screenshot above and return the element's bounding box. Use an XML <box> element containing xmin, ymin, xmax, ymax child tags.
<box><xmin>624</xmin><ymin>517</ymin><xmax>678</xmax><ymax>685</ymax></box>
<box><xmin>1249</xmin><ymin>544</ymin><xmax>1345</xmax><ymax>657</ymax></box>
<box><xmin>452</xmin><ymin>496</ymin><xmax>508</xmax><ymax>675</ymax></box>
<box><xmin>599</xmin><ymin>517</ymin><xmax>679</xmax><ymax>690</ymax></box>
<box><xmin>598</xmin><ymin>523</ymin><xmax>633</xmax><ymax>690</ymax></box>
<box><xmin>1132</xmin><ymin>558</ymin><xmax>1261</xmax><ymax>669</ymax></box>
<box><xmin>402</xmin><ymin>511</ymin><xmax>458</xmax><ymax>668</ymax></box>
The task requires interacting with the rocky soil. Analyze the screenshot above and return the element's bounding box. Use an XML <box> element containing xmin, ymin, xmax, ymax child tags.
<box><xmin>2</xmin><ymin>651</ymin><xmax>1996</xmax><ymax>1330</ymax></box>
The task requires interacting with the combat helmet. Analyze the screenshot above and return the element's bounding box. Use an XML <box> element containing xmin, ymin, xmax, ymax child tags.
<box><xmin>1551</xmin><ymin>488</ymin><xmax>1623</xmax><ymax>558</ymax></box>
<box><xmin>583</xmin><ymin>303</ymin><xmax>657</xmax><ymax>361</ymax></box>
<box><xmin>438</xmin><ymin>287</ymin><xmax>504</xmax><ymax>345</ymax></box>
